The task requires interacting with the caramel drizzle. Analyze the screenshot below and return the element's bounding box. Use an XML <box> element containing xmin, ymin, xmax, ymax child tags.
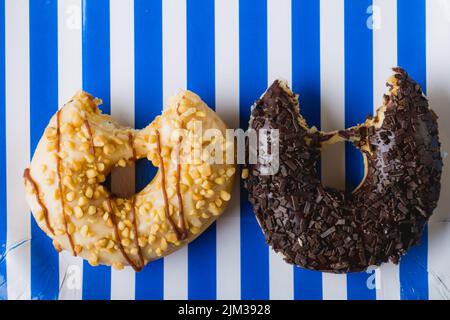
<box><xmin>175</xmin><ymin>137</ymin><xmax>188</xmax><ymax>240</ymax></box>
<box><xmin>83</xmin><ymin>120</ymin><xmax>96</xmax><ymax>155</ymax></box>
<box><xmin>156</xmin><ymin>130</ymin><xmax>183</xmax><ymax>240</ymax></box>
<box><xmin>56</xmin><ymin>110</ymin><xmax>77</xmax><ymax>255</ymax></box>
<box><xmin>128</xmin><ymin>132</ymin><xmax>136</xmax><ymax>162</ymax></box>
<box><xmin>24</xmin><ymin>168</ymin><xmax>54</xmax><ymax>235</ymax></box>
<box><xmin>175</xmin><ymin>104</ymin><xmax>188</xmax><ymax>239</ymax></box>
<box><xmin>131</xmin><ymin>197</ymin><xmax>145</xmax><ymax>268</ymax></box>
<box><xmin>127</xmin><ymin>134</ymin><xmax>144</xmax><ymax>268</ymax></box>
<box><xmin>127</xmin><ymin>133</ymin><xmax>144</xmax><ymax>268</ymax></box>
<box><xmin>83</xmin><ymin>122</ymin><xmax>142</xmax><ymax>270</ymax></box>
<box><xmin>106</xmin><ymin>198</ymin><xmax>141</xmax><ymax>272</ymax></box>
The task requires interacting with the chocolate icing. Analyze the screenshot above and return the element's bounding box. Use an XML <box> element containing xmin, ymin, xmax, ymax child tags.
<box><xmin>244</xmin><ymin>68</ymin><xmax>443</xmax><ymax>273</ymax></box>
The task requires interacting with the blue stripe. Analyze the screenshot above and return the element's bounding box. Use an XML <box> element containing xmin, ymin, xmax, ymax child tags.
<box><xmin>397</xmin><ymin>0</ymin><xmax>428</xmax><ymax>300</ymax></box>
<box><xmin>81</xmin><ymin>0</ymin><xmax>111</xmax><ymax>300</ymax></box>
<box><xmin>0</xmin><ymin>0</ymin><xmax>6</xmax><ymax>300</ymax></box>
<box><xmin>344</xmin><ymin>0</ymin><xmax>376</xmax><ymax>300</ymax></box>
<box><xmin>187</xmin><ymin>0</ymin><xmax>216</xmax><ymax>300</ymax></box>
<box><xmin>134</xmin><ymin>0</ymin><xmax>164</xmax><ymax>300</ymax></box>
<box><xmin>292</xmin><ymin>0</ymin><xmax>323</xmax><ymax>300</ymax></box>
<box><xmin>239</xmin><ymin>0</ymin><xmax>269</xmax><ymax>300</ymax></box>
<box><xmin>29</xmin><ymin>0</ymin><xmax>59</xmax><ymax>300</ymax></box>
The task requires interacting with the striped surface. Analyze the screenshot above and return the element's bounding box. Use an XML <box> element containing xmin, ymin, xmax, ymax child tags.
<box><xmin>1</xmin><ymin>0</ymin><xmax>449</xmax><ymax>300</ymax></box>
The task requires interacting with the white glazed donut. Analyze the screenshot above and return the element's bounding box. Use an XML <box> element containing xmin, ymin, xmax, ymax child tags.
<box><xmin>24</xmin><ymin>90</ymin><xmax>235</xmax><ymax>271</ymax></box>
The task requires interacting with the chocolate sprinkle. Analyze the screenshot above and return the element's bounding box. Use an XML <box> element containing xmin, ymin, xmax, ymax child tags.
<box><xmin>244</xmin><ymin>68</ymin><xmax>443</xmax><ymax>273</ymax></box>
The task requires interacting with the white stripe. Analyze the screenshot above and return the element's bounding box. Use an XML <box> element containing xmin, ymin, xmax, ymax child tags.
<box><xmin>109</xmin><ymin>0</ymin><xmax>136</xmax><ymax>300</ymax></box>
<box><xmin>322</xmin><ymin>273</ymin><xmax>347</xmax><ymax>300</ymax></box>
<box><xmin>162</xmin><ymin>0</ymin><xmax>187</xmax><ymax>108</ymax></box>
<box><xmin>58</xmin><ymin>0</ymin><xmax>83</xmax><ymax>104</ymax></box>
<box><xmin>57</xmin><ymin>0</ymin><xmax>84</xmax><ymax>300</ymax></box>
<box><xmin>320</xmin><ymin>0</ymin><xmax>347</xmax><ymax>300</ymax></box>
<box><xmin>215</xmin><ymin>0</ymin><xmax>240</xmax><ymax>300</ymax></box>
<box><xmin>372</xmin><ymin>0</ymin><xmax>397</xmax><ymax>111</ymax></box>
<box><xmin>267</xmin><ymin>0</ymin><xmax>292</xmax><ymax>84</ymax></box>
<box><xmin>162</xmin><ymin>0</ymin><xmax>188</xmax><ymax>300</ymax></box>
<box><xmin>426</xmin><ymin>0</ymin><xmax>450</xmax><ymax>301</ymax></box>
<box><xmin>5</xmin><ymin>0</ymin><xmax>31</xmax><ymax>300</ymax></box>
<box><xmin>372</xmin><ymin>0</ymin><xmax>400</xmax><ymax>300</ymax></box>
<box><xmin>267</xmin><ymin>0</ymin><xmax>294</xmax><ymax>300</ymax></box>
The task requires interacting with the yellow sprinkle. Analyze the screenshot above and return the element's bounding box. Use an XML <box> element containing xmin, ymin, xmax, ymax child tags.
<box><xmin>118</xmin><ymin>159</ymin><xmax>127</xmax><ymax>167</ymax></box>
<box><xmin>97</xmin><ymin>162</ymin><xmax>106</xmax><ymax>172</ymax></box>
<box><xmin>80</xmin><ymin>142</ymin><xmax>90</xmax><ymax>152</ymax></box>
<box><xmin>103</xmin><ymin>144</ymin><xmax>115</xmax><ymax>155</ymax></box>
<box><xmin>226</xmin><ymin>167</ymin><xmax>236</xmax><ymax>177</ymax></box>
<box><xmin>66</xmin><ymin>191</ymin><xmax>76</xmax><ymax>202</ymax></box>
<box><xmin>195</xmin><ymin>200</ymin><xmax>206</xmax><ymax>210</ymax></box>
<box><xmin>36</xmin><ymin>210</ymin><xmax>45</xmax><ymax>221</ymax></box>
<box><xmin>70</xmin><ymin>112</ymin><xmax>83</xmax><ymax>127</ymax></box>
<box><xmin>112</xmin><ymin>262</ymin><xmax>124</xmax><ymax>270</ymax></box>
<box><xmin>86</xmin><ymin>169</ymin><xmax>97</xmax><ymax>179</ymax></box>
<box><xmin>166</xmin><ymin>233</ymin><xmax>178</xmax><ymax>244</ymax></box>
<box><xmin>93</xmin><ymin>135</ymin><xmax>106</xmax><ymax>147</ymax></box>
<box><xmin>74</xmin><ymin>206</ymin><xmax>84</xmax><ymax>219</ymax></box>
<box><xmin>88</xmin><ymin>254</ymin><xmax>99</xmax><ymax>266</ymax></box>
<box><xmin>148</xmin><ymin>234</ymin><xmax>156</xmax><ymax>244</ymax></box>
<box><xmin>214</xmin><ymin>177</ymin><xmax>225</xmax><ymax>185</ymax></box>
<box><xmin>190</xmin><ymin>217</ymin><xmax>202</xmax><ymax>228</ymax></box>
<box><xmin>150</xmin><ymin>224</ymin><xmax>160</xmax><ymax>235</ymax></box>
<box><xmin>122</xmin><ymin>227</ymin><xmax>130</xmax><ymax>239</ymax></box>
<box><xmin>121</xmin><ymin>238</ymin><xmax>131</xmax><ymax>247</ymax></box>
<box><xmin>61</xmin><ymin>123</ymin><xmax>75</xmax><ymax>135</ymax></box>
<box><xmin>215</xmin><ymin>198</ymin><xmax>223</xmax><ymax>207</ymax></box>
<box><xmin>220</xmin><ymin>190</ymin><xmax>231</xmax><ymax>201</ymax></box>
<box><xmin>160</xmin><ymin>238</ymin><xmax>168</xmax><ymax>251</ymax></box>
<box><xmin>44</xmin><ymin>127</ymin><xmax>57</xmax><ymax>140</ymax></box>
<box><xmin>208</xmin><ymin>202</ymin><xmax>220</xmax><ymax>216</ymax></box>
<box><xmin>80</xmin><ymin>225</ymin><xmax>89</xmax><ymax>237</ymax></box>
<box><xmin>78</xmin><ymin>196</ymin><xmax>88</xmax><ymax>206</ymax></box>
<box><xmin>138</xmin><ymin>237</ymin><xmax>148</xmax><ymax>247</ymax></box>
<box><xmin>204</xmin><ymin>190</ymin><xmax>215</xmax><ymax>199</ymax></box>
<box><xmin>85</xmin><ymin>186</ymin><xmax>94</xmax><ymax>199</ymax></box>
<box><xmin>87</xmin><ymin>205</ymin><xmax>97</xmax><ymax>216</ymax></box>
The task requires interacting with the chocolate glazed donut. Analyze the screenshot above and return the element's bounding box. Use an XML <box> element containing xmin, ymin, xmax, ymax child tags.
<box><xmin>243</xmin><ymin>68</ymin><xmax>443</xmax><ymax>273</ymax></box>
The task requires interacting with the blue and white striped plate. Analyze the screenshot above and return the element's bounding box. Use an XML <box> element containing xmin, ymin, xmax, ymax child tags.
<box><xmin>1</xmin><ymin>0</ymin><xmax>449</xmax><ymax>300</ymax></box>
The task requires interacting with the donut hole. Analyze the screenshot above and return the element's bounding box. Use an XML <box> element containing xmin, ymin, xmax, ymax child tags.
<box><xmin>135</xmin><ymin>158</ymin><xmax>158</xmax><ymax>194</ymax></box>
<box><xmin>344</xmin><ymin>143</ymin><xmax>366</xmax><ymax>193</ymax></box>
<box><xmin>103</xmin><ymin>159</ymin><xmax>157</xmax><ymax>198</ymax></box>
<box><xmin>321</xmin><ymin>141</ymin><xmax>367</xmax><ymax>194</ymax></box>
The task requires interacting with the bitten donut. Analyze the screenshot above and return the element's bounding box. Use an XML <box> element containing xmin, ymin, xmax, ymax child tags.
<box><xmin>244</xmin><ymin>67</ymin><xmax>442</xmax><ymax>273</ymax></box>
<box><xmin>24</xmin><ymin>90</ymin><xmax>235</xmax><ymax>271</ymax></box>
